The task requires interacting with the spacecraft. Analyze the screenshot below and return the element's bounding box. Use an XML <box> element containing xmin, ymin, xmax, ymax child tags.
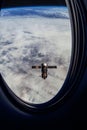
<box><xmin>32</xmin><ymin>63</ymin><xmax>57</xmax><ymax>79</ymax></box>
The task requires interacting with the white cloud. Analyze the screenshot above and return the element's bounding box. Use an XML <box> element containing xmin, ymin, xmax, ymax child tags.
<box><xmin>0</xmin><ymin>10</ymin><xmax>71</xmax><ymax>104</ymax></box>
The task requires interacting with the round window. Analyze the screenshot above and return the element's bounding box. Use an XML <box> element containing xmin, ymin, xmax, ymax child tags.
<box><xmin>0</xmin><ymin>2</ymin><xmax>71</xmax><ymax>104</ymax></box>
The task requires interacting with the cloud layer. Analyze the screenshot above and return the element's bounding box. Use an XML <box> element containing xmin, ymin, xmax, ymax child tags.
<box><xmin>0</xmin><ymin>7</ymin><xmax>71</xmax><ymax>104</ymax></box>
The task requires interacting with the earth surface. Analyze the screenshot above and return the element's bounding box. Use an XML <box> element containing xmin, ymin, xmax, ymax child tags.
<box><xmin>0</xmin><ymin>6</ymin><xmax>71</xmax><ymax>104</ymax></box>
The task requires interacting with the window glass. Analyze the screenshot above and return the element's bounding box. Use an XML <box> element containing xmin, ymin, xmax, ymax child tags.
<box><xmin>0</xmin><ymin>5</ymin><xmax>71</xmax><ymax>104</ymax></box>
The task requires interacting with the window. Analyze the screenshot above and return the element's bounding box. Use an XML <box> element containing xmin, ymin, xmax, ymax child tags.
<box><xmin>0</xmin><ymin>3</ymin><xmax>71</xmax><ymax>104</ymax></box>
<box><xmin>0</xmin><ymin>0</ymin><xmax>86</xmax><ymax>114</ymax></box>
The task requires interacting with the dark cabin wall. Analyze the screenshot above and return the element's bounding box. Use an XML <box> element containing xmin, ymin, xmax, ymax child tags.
<box><xmin>83</xmin><ymin>0</ymin><xmax>87</xmax><ymax>10</ymax></box>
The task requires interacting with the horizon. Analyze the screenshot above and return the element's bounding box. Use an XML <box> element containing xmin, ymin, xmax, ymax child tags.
<box><xmin>1</xmin><ymin>5</ymin><xmax>67</xmax><ymax>10</ymax></box>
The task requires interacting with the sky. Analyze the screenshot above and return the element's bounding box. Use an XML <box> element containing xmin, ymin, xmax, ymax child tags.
<box><xmin>1</xmin><ymin>0</ymin><xmax>66</xmax><ymax>8</ymax></box>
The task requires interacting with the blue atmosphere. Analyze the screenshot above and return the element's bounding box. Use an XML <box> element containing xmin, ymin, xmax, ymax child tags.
<box><xmin>0</xmin><ymin>6</ymin><xmax>69</xmax><ymax>19</ymax></box>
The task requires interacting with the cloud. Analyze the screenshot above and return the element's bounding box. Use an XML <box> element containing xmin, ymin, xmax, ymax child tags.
<box><xmin>0</xmin><ymin>8</ymin><xmax>71</xmax><ymax>103</ymax></box>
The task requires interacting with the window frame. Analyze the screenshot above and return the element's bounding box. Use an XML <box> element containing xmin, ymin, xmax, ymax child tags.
<box><xmin>0</xmin><ymin>0</ymin><xmax>86</xmax><ymax>114</ymax></box>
